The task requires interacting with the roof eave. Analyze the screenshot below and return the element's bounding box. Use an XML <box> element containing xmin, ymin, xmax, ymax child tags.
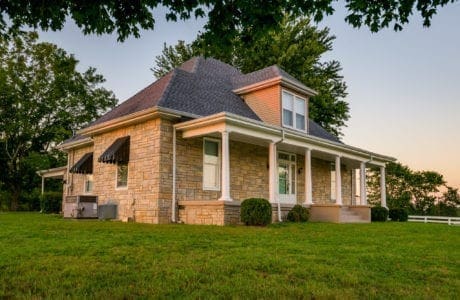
<box><xmin>175</xmin><ymin>112</ymin><xmax>395</xmax><ymax>163</ymax></box>
<box><xmin>233</xmin><ymin>76</ymin><xmax>318</xmax><ymax>97</ymax></box>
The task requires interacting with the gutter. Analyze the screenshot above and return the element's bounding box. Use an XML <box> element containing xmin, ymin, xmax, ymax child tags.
<box><xmin>171</xmin><ymin>127</ymin><xmax>177</xmax><ymax>222</ymax></box>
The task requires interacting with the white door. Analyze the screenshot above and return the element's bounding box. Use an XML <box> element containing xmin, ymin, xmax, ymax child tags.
<box><xmin>278</xmin><ymin>152</ymin><xmax>296</xmax><ymax>204</ymax></box>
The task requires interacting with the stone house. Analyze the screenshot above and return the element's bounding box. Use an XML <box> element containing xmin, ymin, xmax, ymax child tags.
<box><xmin>55</xmin><ymin>57</ymin><xmax>394</xmax><ymax>225</ymax></box>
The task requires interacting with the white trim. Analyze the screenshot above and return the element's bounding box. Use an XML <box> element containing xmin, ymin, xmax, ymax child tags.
<box><xmin>202</xmin><ymin>137</ymin><xmax>221</xmax><ymax>191</ymax></box>
<box><xmin>380</xmin><ymin>166</ymin><xmax>387</xmax><ymax>208</ymax></box>
<box><xmin>174</xmin><ymin>112</ymin><xmax>395</xmax><ymax>164</ymax></box>
<box><xmin>304</xmin><ymin>148</ymin><xmax>313</xmax><ymax>205</ymax></box>
<box><xmin>360</xmin><ymin>162</ymin><xmax>367</xmax><ymax>205</ymax></box>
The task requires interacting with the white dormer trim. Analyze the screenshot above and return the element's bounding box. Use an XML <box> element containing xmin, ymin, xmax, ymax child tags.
<box><xmin>233</xmin><ymin>76</ymin><xmax>318</xmax><ymax>97</ymax></box>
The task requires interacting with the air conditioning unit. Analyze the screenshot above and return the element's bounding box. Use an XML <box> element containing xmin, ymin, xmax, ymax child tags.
<box><xmin>98</xmin><ymin>203</ymin><xmax>118</xmax><ymax>220</ymax></box>
<box><xmin>63</xmin><ymin>195</ymin><xmax>98</xmax><ymax>219</ymax></box>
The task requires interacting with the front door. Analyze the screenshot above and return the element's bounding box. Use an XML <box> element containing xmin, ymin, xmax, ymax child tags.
<box><xmin>278</xmin><ymin>152</ymin><xmax>296</xmax><ymax>204</ymax></box>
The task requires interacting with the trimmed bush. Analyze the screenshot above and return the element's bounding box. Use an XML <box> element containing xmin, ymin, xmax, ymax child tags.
<box><xmin>389</xmin><ymin>208</ymin><xmax>409</xmax><ymax>222</ymax></box>
<box><xmin>240</xmin><ymin>198</ymin><xmax>272</xmax><ymax>226</ymax></box>
<box><xmin>40</xmin><ymin>191</ymin><xmax>62</xmax><ymax>213</ymax></box>
<box><xmin>287</xmin><ymin>205</ymin><xmax>310</xmax><ymax>222</ymax></box>
<box><xmin>371</xmin><ymin>206</ymin><xmax>388</xmax><ymax>222</ymax></box>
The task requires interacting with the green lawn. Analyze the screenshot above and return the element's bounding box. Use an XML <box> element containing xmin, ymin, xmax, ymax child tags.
<box><xmin>0</xmin><ymin>213</ymin><xmax>459</xmax><ymax>299</ymax></box>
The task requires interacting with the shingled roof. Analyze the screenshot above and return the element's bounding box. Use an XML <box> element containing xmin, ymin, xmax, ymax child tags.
<box><xmin>85</xmin><ymin>57</ymin><xmax>341</xmax><ymax>143</ymax></box>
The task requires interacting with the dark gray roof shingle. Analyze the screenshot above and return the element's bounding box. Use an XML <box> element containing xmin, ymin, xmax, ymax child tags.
<box><xmin>81</xmin><ymin>57</ymin><xmax>340</xmax><ymax>143</ymax></box>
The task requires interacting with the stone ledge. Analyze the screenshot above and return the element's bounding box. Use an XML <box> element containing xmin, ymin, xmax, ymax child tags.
<box><xmin>178</xmin><ymin>200</ymin><xmax>241</xmax><ymax>207</ymax></box>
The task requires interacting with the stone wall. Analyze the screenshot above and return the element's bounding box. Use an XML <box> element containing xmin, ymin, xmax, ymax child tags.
<box><xmin>175</xmin><ymin>132</ymin><xmax>270</xmax><ymax>202</ymax></box>
<box><xmin>311</xmin><ymin>158</ymin><xmax>352</xmax><ymax>205</ymax></box>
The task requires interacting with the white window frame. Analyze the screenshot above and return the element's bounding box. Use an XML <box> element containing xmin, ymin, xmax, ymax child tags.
<box><xmin>281</xmin><ymin>89</ymin><xmax>307</xmax><ymax>132</ymax></box>
<box><xmin>83</xmin><ymin>174</ymin><xmax>94</xmax><ymax>194</ymax></box>
<box><xmin>116</xmin><ymin>163</ymin><xmax>128</xmax><ymax>190</ymax></box>
<box><xmin>203</xmin><ymin>138</ymin><xmax>221</xmax><ymax>191</ymax></box>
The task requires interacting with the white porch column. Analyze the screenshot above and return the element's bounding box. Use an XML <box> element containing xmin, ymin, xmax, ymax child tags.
<box><xmin>380</xmin><ymin>166</ymin><xmax>387</xmax><ymax>208</ymax></box>
<box><xmin>360</xmin><ymin>162</ymin><xmax>367</xmax><ymax>205</ymax></box>
<box><xmin>268</xmin><ymin>142</ymin><xmax>277</xmax><ymax>204</ymax></box>
<box><xmin>335</xmin><ymin>156</ymin><xmax>342</xmax><ymax>205</ymax></box>
<box><xmin>219</xmin><ymin>130</ymin><xmax>232</xmax><ymax>201</ymax></box>
<box><xmin>304</xmin><ymin>148</ymin><xmax>313</xmax><ymax>205</ymax></box>
<box><xmin>41</xmin><ymin>176</ymin><xmax>45</xmax><ymax>195</ymax></box>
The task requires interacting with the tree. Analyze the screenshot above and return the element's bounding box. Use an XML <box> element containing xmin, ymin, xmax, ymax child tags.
<box><xmin>0</xmin><ymin>31</ymin><xmax>117</xmax><ymax>211</ymax></box>
<box><xmin>367</xmin><ymin>161</ymin><xmax>445</xmax><ymax>214</ymax></box>
<box><xmin>152</xmin><ymin>16</ymin><xmax>349</xmax><ymax>136</ymax></box>
<box><xmin>0</xmin><ymin>0</ymin><xmax>455</xmax><ymax>46</ymax></box>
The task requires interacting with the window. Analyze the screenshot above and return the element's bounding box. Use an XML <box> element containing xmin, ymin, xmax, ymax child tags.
<box><xmin>330</xmin><ymin>163</ymin><xmax>336</xmax><ymax>202</ymax></box>
<box><xmin>203</xmin><ymin>139</ymin><xmax>220</xmax><ymax>190</ymax></box>
<box><xmin>84</xmin><ymin>174</ymin><xmax>93</xmax><ymax>194</ymax></box>
<box><xmin>282</xmin><ymin>90</ymin><xmax>306</xmax><ymax>131</ymax></box>
<box><xmin>116</xmin><ymin>164</ymin><xmax>128</xmax><ymax>188</ymax></box>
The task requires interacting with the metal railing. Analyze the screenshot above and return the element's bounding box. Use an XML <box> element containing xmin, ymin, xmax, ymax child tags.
<box><xmin>408</xmin><ymin>215</ymin><xmax>460</xmax><ymax>225</ymax></box>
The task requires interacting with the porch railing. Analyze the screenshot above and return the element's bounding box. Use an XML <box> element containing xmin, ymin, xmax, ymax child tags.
<box><xmin>408</xmin><ymin>215</ymin><xmax>460</xmax><ymax>226</ymax></box>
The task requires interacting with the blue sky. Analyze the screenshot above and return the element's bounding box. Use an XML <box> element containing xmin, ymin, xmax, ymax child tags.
<box><xmin>39</xmin><ymin>3</ymin><xmax>460</xmax><ymax>189</ymax></box>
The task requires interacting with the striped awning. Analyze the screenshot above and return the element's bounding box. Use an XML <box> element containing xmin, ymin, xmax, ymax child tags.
<box><xmin>98</xmin><ymin>136</ymin><xmax>130</xmax><ymax>164</ymax></box>
<box><xmin>69</xmin><ymin>153</ymin><xmax>93</xmax><ymax>174</ymax></box>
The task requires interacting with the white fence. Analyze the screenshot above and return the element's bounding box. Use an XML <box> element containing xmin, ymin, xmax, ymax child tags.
<box><xmin>408</xmin><ymin>215</ymin><xmax>460</xmax><ymax>225</ymax></box>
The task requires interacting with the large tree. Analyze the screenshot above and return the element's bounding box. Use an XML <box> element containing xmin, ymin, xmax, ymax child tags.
<box><xmin>0</xmin><ymin>31</ymin><xmax>117</xmax><ymax>210</ymax></box>
<box><xmin>152</xmin><ymin>17</ymin><xmax>349</xmax><ymax>136</ymax></box>
<box><xmin>367</xmin><ymin>162</ymin><xmax>445</xmax><ymax>214</ymax></box>
<box><xmin>0</xmin><ymin>0</ymin><xmax>455</xmax><ymax>48</ymax></box>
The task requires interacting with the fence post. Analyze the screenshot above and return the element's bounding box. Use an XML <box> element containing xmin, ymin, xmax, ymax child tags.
<box><xmin>424</xmin><ymin>217</ymin><xmax>427</xmax><ymax>223</ymax></box>
<box><xmin>448</xmin><ymin>218</ymin><xmax>451</xmax><ymax>226</ymax></box>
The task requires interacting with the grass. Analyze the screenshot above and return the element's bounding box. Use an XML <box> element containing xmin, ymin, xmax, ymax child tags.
<box><xmin>0</xmin><ymin>213</ymin><xmax>459</xmax><ymax>299</ymax></box>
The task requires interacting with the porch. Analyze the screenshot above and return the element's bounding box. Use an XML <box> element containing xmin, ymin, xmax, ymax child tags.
<box><xmin>174</xmin><ymin>112</ymin><xmax>392</xmax><ymax>225</ymax></box>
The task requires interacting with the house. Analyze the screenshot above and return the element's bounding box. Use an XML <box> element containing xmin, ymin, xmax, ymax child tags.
<box><xmin>54</xmin><ymin>57</ymin><xmax>395</xmax><ymax>225</ymax></box>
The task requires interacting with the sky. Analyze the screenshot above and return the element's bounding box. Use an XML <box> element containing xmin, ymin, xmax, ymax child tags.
<box><xmin>38</xmin><ymin>3</ymin><xmax>460</xmax><ymax>189</ymax></box>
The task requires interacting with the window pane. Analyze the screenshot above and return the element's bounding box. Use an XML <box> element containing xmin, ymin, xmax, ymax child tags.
<box><xmin>204</xmin><ymin>140</ymin><xmax>218</xmax><ymax>156</ymax></box>
<box><xmin>295</xmin><ymin>98</ymin><xmax>305</xmax><ymax>115</ymax></box>
<box><xmin>117</xmin><ymin>164</ymin><xmax>128</xmax><ymax>188</ymax></box>
<box><xmin>296</xmin><ymin>114</ymin><xmax>305</xmax><ymax>130</ymax></box>
<box><xmin>278</xmin><ymin>165</ymin><xmax>288</xmax><ymax>194</ymax></box>
<box><xmin>282</xmin><ymin>91</ymin><xmax>294</xmax><ymax>109</ymax></box>
<box><xmin>283</xmin><ymin>109</ymin><xmax>293</xmax><ymax>126</ymax></box>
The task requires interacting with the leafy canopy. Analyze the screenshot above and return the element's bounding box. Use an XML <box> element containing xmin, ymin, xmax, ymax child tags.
<box><xmin>0</xmin><ymin>0</ymin><xmax>456</xmax><ymax>45</ymax></box>
<box><xmin>0</xmin><ymin>31</ymin><xmax>117</xmax><ymax>210</ymax></box>
<box><xmin>153</xmin><ymin>16</ymin><xmax>349</xmax><ymax>137</ymax></box>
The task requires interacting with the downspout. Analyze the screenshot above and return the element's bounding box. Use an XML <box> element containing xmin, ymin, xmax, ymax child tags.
<box><xmin>171</xmin><ymin>127</ymin><xmax>177</xmax><ymax>222</ymax></box>
<box><xmin>275</xmin><ymin>130</ymin><xmax>285</xmax><ymax>222</ymax></box>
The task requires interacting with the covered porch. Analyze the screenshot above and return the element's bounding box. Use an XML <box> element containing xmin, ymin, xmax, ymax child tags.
<box><xmin>174</xmin><ymin>112</ymin><xmax>393</xmax><ymax>224</ymax></box>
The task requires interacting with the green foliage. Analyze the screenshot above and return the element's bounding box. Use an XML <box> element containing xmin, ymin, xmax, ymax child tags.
<box><xmin>0</xmin><ymin>31</ymin><xmax>117</xmax><ymax>210</ymax></box>
<box><xmin>240</xmin><ymin>198</ymin><xmax>272</xmax><ymax>226</ymax></box>
<box><xmin>153</xmin><ymin>16</ymin><xmax>349</xmax><ymax>136</ymax></box>
<box><xmin>1</xmin><ymin>213</ymin><xmax>459</xmax><ymax>298</ymax></box>
<box><xmin>389</xmin><ymin>208</ymin><xmax>409</xmax><ymax>222</ymax></box>
<box><xmin>371</xmin><ymin>206</ymin><xmax>388</xmax><ymax>222</ymax></box>
<box><xmin>0</xmin><ymin>1</ymin><xmax>454</xmax><ymax>43</ymax></box>
<box><xmin>367</xmin><ymin>162</ymin><xmax>446</xmax><ymax>215</ymax></box>
<box><xmin>40</xmin><ymin>191</ymin><xmax>62</xmax><ymax>214</ymax></box>
<box><xmin>286</xmin><ymin>205</ymin><xmax>310</xmax><ymax>222</ymax></box>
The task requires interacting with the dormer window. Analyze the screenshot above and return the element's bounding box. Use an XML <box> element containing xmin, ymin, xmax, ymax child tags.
<box><xmin>282</xmin><ymin>90</ymin><xmax>306</xmax><ymax>131</ymax></box>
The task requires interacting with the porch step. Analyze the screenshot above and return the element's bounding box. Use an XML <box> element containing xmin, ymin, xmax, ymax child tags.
<box><xmin>340</xmin><ymin>208</ymin><xmax>369</xmax><ymax>223</ymax></box>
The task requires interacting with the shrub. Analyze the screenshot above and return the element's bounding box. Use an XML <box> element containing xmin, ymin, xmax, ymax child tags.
<box><xmin>287</xmin><ymin>205</ymin><xmax>310</xmax><ymax>222</ymax></box>
<box><xmin>240</xmin><ymin>198</ymin><xmax>272</xmax><ymax>226</ymax></box>
<box><xmin>389</xmin><ymin>208</ymin><xmax>409</xmax><ymax>222</ymax></box>
<box><xmin>40</xmin><ymin>191</ymin><xmax>62</xmax><ymax>213</ymax></box>
<box><xmin>371</xmin><ymin>206</ymin><xmax>388</xmax><ymax>222</ymax></box>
